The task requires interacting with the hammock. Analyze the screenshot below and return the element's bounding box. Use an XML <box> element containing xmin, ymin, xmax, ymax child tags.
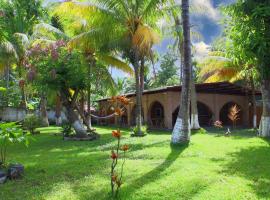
<box><xmin>90</xmin><ymin>113</ymin><xmax>116</xmax><ymax>119</ymax></box>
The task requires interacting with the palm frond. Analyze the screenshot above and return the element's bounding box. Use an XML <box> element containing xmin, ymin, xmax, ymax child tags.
<box><xmin>96</xmin><ymin>54</ymin><xmax>134</xmax><ymax>75</ymax></box>
<box><xmin>32</xmin><ymin>23</ymin><xmax>68</xmax><ymax>41</ymax></box>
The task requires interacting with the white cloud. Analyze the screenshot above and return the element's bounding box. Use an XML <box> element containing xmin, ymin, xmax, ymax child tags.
<box><xmin>191</xmin><ymin>0</ymin><xmax>221</xmax><ymax>21</ymax></box>
<box><xmin>193</xmin><ymin>41</ymin><xmax>210</xmax><ymax>60</ymax></box>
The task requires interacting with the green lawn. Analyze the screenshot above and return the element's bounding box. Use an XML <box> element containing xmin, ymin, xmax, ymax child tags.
<box><xmin>1</xmin><ymin>126</ymin><xmax>270</xmax><ymax>200</ymax></box>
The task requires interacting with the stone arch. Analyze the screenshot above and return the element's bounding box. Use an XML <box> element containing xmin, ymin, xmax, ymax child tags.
<box><xmin>99</xmin><ymin>107</ymin><xmax>107</xmax><ymax>125</ymax></box>
<box><xmin>119</xmin><ymin>107</ymin><xmax>128</xmax><ymax>126</ymax></box>
<box><xmin>197</xmin><ymin>101</ymin><xmax>213</xmax><ymax>126</ymax></box>
<box><xmin>149</xmin><ymin>101</ymin><xmax>165</xmax><ymax>128</ymax></box>
<box><xmin>131</xmin><ymin>105</ymin><xmax>144</xmax><ymax>126</ymax></box>
<box><xmin>219</xmin><ymin>102</ymin><xmax>243</xmax><ymax>126</ymax></box>
<box><xmin>172</xmin><ymin>102</ymin><xmax>213</xmax><ymax>127</ymax></box>
<box><xmin>107</xmin><ymin>106</ymin><xmax>115</xmax><ymax>125</ymax></box>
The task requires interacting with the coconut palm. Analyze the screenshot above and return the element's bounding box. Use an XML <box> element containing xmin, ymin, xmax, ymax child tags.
<box><xmin>164</xmin><ymin>0</ymin><xmax>202</xmax><ymax>130</ymax></box>
<box><xmin>54</xmin><ymin>0</ymin><xmax>164</xmax><ymax>135</ymax></box>
<box><xmin>171</xmin><ymin>0</ymin><xmax>192</xmax><ymax>144</ymax></box>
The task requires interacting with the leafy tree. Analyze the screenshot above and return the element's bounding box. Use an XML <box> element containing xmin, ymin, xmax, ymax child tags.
<box><xmin>55</xmin><ymin>0</ymin><xmax>164</xmax><ymax>136</ymax></box>
<box><xmin>153</xmin><ymin>51</ymin><xmax>180</xmax><ymax>87</ymax></box>
<box><xmin>224</xmin><ymin>1</ymin><xmax>270</xmax><ymax>136</ymax></box>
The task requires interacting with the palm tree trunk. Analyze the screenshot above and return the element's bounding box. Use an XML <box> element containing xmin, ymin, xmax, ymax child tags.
<box><xmin>87</xmin><ymin>62</ymin><xmax>92</xmax><ymax>130</ymax></box>
<box><xmin>140</xmin><ymin>58</ymin><xmax>145</xmax><ymax>124</ymax></box>
<box><xmin>190</xmin><ymin>75</ymin><xmax>200</xmax><ymax>130</ymax></box>
<box><xmin>171</xmin><ymin>0</ymin><xmax>191</xmax><ymax>144</ymax></box>
<box><xmin>133</xmin><ymin>52</ymin><xmax>143</xmax><ymax>135</ymax></box>
<box><xmin>250</xmin><ymin>76</ymin><xmax>257</xmax><ymax>129</ymax></box>
<box><xmin>40</xmin><ymin>94</ymin><xmax>49</xmax><ymax>127</ymax></box>
<box><xmin>259</xmin><ymin>78</ymin><xmax>270</xmax><ymax>137</ymax></box>
<box><xmin>55</xmin><ymin>94</ymin><xmax>62</xmax><ymax>126</ymax></box>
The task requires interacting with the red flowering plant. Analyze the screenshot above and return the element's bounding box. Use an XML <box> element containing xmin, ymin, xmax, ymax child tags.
<box><xmin>214</xmin><ymin>120</ymin><xmax>223</xmax><ymax>129</ymax></box>
<box><xmin>107</xmin><ymin>96</ymin><xmax>132</xmax><ymax>197</ymax></box>
<box><xmin>110</xmin><ymin>129</ymin><xmax>129</xmax><ymax>197</ymax></box>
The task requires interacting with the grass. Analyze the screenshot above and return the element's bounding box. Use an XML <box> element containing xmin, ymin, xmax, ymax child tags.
<box><xmin>1</xmin><ymin>126</ymin><xmax>270</xmax><ymax>200</ymax></box>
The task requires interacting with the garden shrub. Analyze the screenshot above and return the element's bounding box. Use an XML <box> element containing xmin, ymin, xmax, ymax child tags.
<box><xmin>132</xmin><ymin>125</ymin><xmax>148</xmax><ymax>135</ymax></box>
<box><xmin>23</xmin><ymin>114</ymin><xmax>41</xmax><ymax>134</ymax></box>
<box><xmin>0</xmin><ymin>122</ymin><xmax>29</xmax><ymax>167</ymax></box>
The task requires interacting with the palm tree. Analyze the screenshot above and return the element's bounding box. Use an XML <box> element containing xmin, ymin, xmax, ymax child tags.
<box><xmin>171</xmin><ymin>0</ymin><xmax>192</xmax><ymax>144</ymax></box>
<box><xmin>54</xmin><ymin>0</ymin><xmax>163</xmax><ymax>135</ymax></box>
<box><xmin>165</xmin><ymin>1</ymin><xmax>201</xmax><ymax>130</ymax></box>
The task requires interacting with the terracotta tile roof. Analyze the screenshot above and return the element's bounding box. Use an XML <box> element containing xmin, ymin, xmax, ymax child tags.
<box><xmin>97</xmin><ymin>81</ymin><xmax>261</xmax><ymax>102</ymax></box>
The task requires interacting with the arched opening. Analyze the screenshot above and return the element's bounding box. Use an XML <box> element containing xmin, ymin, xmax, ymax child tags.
<box><xmin>131</xmin><ymin>105</ymin><xmax>144</xmax><ymax>126</ymax></box>
<box><xmin>197</xmin><ymin>102</ymin><xmax>213</xmax><ymax>126</ymax></box>
<box><xmin>107</xmin><ymin>106</ymin><xmax>115</xmax><ymax>125</ymax></box>
<box><xmin>219</xmin><ymin>102</ymin><xmax>243</xmax><ymax>126</ymax></box>
<box><xmin>172</xmin><ymin>106</ymin><xmax>180</xmax><ymax>127</ymax></box>
<box><xmin>149</xmin><ymin>101</ymin><xmax>165</xmax><ymax>128</ymax></box>
<box><xmin>172</xmin><ymin>102</ymin><xmax>213</xmax><ymax>127</ymax></box>
<box><xmin>119</xmin><ymin>107</ymin><xmax>128</xmax><ymax>126</ymax></box>
<box><xmin>99</xmin><ymin>107</ymin><xmax>107</xmax><ymax>125</ymax></box>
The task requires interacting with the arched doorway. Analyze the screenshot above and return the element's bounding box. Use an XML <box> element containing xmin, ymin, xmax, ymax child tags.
<box><xmin>149</xmin><ymin>101</ymin><xmax>165</xmax><ymax>128</ymax></box>
<box><xmin>219</xmin><ymin>102</ymin><xmax>243</xmax><ymax>126</ymax></box>
<box><xmin>99</xmin><ymin>107</ymin><xmax>107</xmax><ymax>125</ymax></box>
<box><xmin>197</xmin><ymin>102</ymin><xmax>213</xmax><ymax>126</ymax></box>
<box><xmin>172</xmin><ymin>102</ymin><xmax>213</xmax><ymax>127</ymax></box>
<box><xmin>131</xmin><ymin>105</ymin><xmax>144</xmax><ymax>126</ymax></box>
<box><xmin>119</xmin><ymin>107</ymin><xmax>128</xmax><ymax>126</ymax></box>
<box><xmin>107</xmin><ymin>106</ymin><xmax>115</xmax><ymax>125</ymax></box>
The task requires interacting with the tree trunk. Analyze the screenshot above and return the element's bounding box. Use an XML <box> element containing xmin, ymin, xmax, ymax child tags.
<box><xmin>40</xmin><ymin>94</ymin><xmax>49</xmax><ymax>127</ymax></box>
<box><xmin>140</xmin><ymin>58</ymin><xmax>145</xmax><ymax>124</ymax></box>
<box><xmin>133</xmin><ymin>52</ymin><xmax>143</xmax><ymax>135</ymax></box>
<box><xmin>250</xmin><ymin>76</ymin><xmax>257</xmax><ymax>128</ymax></box>
<box><xmin>55</xmin><ymin>94</ymin><xmax>62</xmax><ymax>126</ymax></box>
<box><xmin>61</xmin><ymin>90</ymin><xmax>88</xmax><ymax>137</ymax></box>
<box><xmin>66</xmin><ymin>105</ymin><xmax>87</xmax><ymax>137</ymax></box>
<box><xmin>171</xmin><ymin>0</ymin><xmax>191</xmax><ymax>144</ymax></box>
<box><xmin>190</xmin><ymin>77</ymin><xmax>200</xmax><ymax>130</ymax></box>
<box><xmin>5</xmin><ymin>65</ymin><xmax>9</xmax><ymax>89</ymax></box>
<box><xmin>259</xmin><ymin>79</ymin><xmax>270</xmax><ymax>137</ymax></box>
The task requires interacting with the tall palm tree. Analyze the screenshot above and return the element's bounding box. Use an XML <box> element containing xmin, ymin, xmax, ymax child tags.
<box><xmin>54</xmin><ymin>0</ymin><xmax>163</xmax><ymax>135</ymax></box>
<box><xmin>166</xmin><ymin>1</ymin><xmax>202</xmax><ymax>130</ymax></box>
<box><xmin>171</xmin><ymin>0</ymin><xmax>191</xmax><ymax>144</ymax></box>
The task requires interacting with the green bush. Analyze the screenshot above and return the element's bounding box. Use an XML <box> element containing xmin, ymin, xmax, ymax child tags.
<box><xmin>0</xmin><ymin>122</ymin><xmax>29</xmax><ymax>167</ymax></box>
<box><xmin>132</xmin><ymin>125</ymin><xmax>148</xmax><ymax>135</ymax></box>
<box><xmin>23</xmin><ymin>114</ymin><xmax>41</xmax><ymax>134</ymax></box>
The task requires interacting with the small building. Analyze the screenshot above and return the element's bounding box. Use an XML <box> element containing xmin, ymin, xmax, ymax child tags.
<box><xmin>96</xmin><ymin>82</ymin><xmax>262</xmax><ymax>129</ymax></box>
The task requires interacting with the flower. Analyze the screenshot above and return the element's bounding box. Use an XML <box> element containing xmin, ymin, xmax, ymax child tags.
<box><xmin>121</xmin><ymin>144</ymin><xmax>129</xmax><ymax>151</ymax></box>
<box><xmin>19</xmin><ymin>79</ymin><xmax>25</xmax><ymax>88</ymax></box>
<box><xmin>114</xmin><ymin>108</ymin><xmax>123</xmax><ymax>116</ymax></box>
<box><xmin>111</xmin><ymin>150</ymin><xmax>118</xmax><ymax>159</ymax></box>
<box><xmin>112</xmin><ymin>130</ymin><xmax>121</xmax><ymax>138</ymax></box>
<box><xmin>108</xmin><ymin>96</ymin><xmax>117</xmax><ymax>103</ymax></box>
<box><xmin>214</xmin><ymin>120</ymin><xmax>223</xmax><ymax>128</ymax></box>
<box><xmin>111</xmin><ymin>174</ymin><xmax>117</xmax><ymax>182</ymax></box>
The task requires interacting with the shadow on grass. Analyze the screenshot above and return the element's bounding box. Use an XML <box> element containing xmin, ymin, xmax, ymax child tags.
<box><xmin>119</xmin><ymin>143</ymin><xmax>189</xmax><ymax>199</ymax></box>
<box><xmin>218</xmin><ymin>138</ymin><xmax>270</xmax><ymax>198</ymax></box>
